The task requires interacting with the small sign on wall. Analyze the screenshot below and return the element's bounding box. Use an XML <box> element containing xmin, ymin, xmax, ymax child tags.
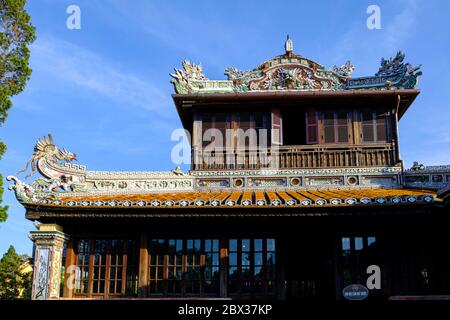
<box><xmin>342</xmin><ymin>284</ymin><xmax>369</xmax><ymax>300</ymax></box>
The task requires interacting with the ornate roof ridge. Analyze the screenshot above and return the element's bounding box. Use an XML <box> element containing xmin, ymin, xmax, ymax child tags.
<box><xmin>170</xmin><ymin>38</ymin><xmax>421</xmax><ymax>94</ymax></box>
<box><xmin>405</xmin><ymin>164</ymin><xmax>450</xmax><ymax>172</ymax></box>
<box><xmin>86</xmin><ymin>169</ymin><xmax>189</xmax><ymax>178</ymax></box>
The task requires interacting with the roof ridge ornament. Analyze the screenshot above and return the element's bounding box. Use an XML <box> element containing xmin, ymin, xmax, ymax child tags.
<box><xmin>170</xmin><ymin>47</ymin><xmax>422</xmax><ymax>93</ymax></box>
<box><xmin>17</xmin><ymin>134</ymin><xmax>78</xmax><ymax>179</ymax></box>
<box><xmin>284</xmin><ymin>35</ymin><xmax>293</xmax><ymax>55</ymax></box>
<box><xmin>170</xmin><ymin>60</ymin><xmax>208</xmax><ymax>93</ymax></box>
<box><xmin>375</xmin><ymin>50</ymin><xmax>421</xmax><ymax>77</ymax></box>
<box><xmin>332</xmin><ymin>61</ymin><xmax>355</xmax><ymax>78</ymax></box>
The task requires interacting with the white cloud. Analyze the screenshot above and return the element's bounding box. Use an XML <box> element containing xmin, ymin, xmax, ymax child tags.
<box><xmin>327</xmin><ymin>0</ymin><xmax>421</xmax><ymax>72</ymax></box>
<box><xmin>31</xmin><ymin>36</ymin><xmax>171</xmax><ymax>115</ymax></box>
<box><xmin>108</xmin><ymin>1</ymin><xmax>261</xmax><ymax>74</ymax></box>
<box><xmin>384</xmin><ymin>0</ymin><xmax>421</xmax><ymax>52</ymax></box>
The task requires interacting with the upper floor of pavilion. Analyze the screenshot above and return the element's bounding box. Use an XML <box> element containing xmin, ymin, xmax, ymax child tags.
<box><xmin>170</xmin><ymin>37</ymin><xmax>422</xmax><ymax>172</ymax></box>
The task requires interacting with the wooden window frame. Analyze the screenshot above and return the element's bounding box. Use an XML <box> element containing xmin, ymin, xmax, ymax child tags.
<box><xmin>201</xmin><ymin>111</ymin><xmax>272</xmax><ymax>150</ymax></box>
<box><xmin>322</xmin><ymin>111</ymin><xmax>352</xmax><ymax>144</ymax></box>
<box><xmin>91</xmin><ymin>240</ymin><xmax>108</xmax><ymax>295</ymax></box>
<box><xmin>305</xmin><ymin>111</ymin><xmax>319</xmax><ymax>144</ymax></box>
<box><xmin>148</xmin><ymin>238</ymin><xmax>220</xmax><ymax>298</ymax></box>
<box><xmin>74</xmin><ymin>239</ymin><xmax>90</xmax><ymax>296</ymax></box>
<box><xmin>108</xmin><ymin>240</ymin><xmax>129</xmax><ymax>296</ymax></box>
<box><xmin>340</xmin><ymin>236</ymin><xmax>378</xmax><ymax>285</ymax></box>
<box><xmin>227</xmin><ymin>238</ymin><xmax>276</xmax><ymax>299</ymax></box>
<box><xmin>271</xmin><ymin>108</ymin><xmax>283</xmax><ymax>146</ymax></box>
<box><xmin>360</xmin><ymin>111</ymin><xmax>390</xmax><ymax>143</ymax></box>
<box><xmin>73</xmin><ymin>239</ymin><xmax>139</xmax><ymax>298</ymax></box>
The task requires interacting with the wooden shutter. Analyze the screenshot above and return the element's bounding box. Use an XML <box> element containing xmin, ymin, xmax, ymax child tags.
<box><xmin>201</xmin><ymin>112</ymin><xmax>214</xmax><ymax>148</ymax></box>
<box><xmin>361</xmin><ymin>111</ymin><xmax>388</xmax><ymax>143</ymax></box>
<box><xmin>336</xmin><ymin>111</ymin><xmax>350</xmax><ymax>143</ymax></box>
<box><xmin>323</xmin><ymin>111</ymin><xmax>336</xmax><ymax>143</ymax></box>
<box><xmin>254</xmin><ymin>111</ymin><xmax>270</xmax><ymax>148</ymax></box>
<box><xmin>321</xmin><ymin>111</ymin><xmax>351</xmax><ymax>144</ymax></box>
<box><xmin>375</xmin><ymin>112</ymin><xmax>388</xmax><ymax>142</ymax></box>
<box><xmin>271</xmin><ymin>108</ymin><xmax>283</xmax><ymax>145</ymax></box>
<box><xmin>215</xmin><ymin>112</ymin><xmax>227</xmax><ymax>149</ymax></box>
<box><xmin>238</xmin><ymin>111</ymin><xmax>252</xmax><ymax>148</ymax></box>
<box><xmin>305</xmin><ymin>111</ymin><xmax>318</xmax><ymax>144</ymax></box>
<box><xmin>361</xmin><ymin>111</ymin><xmax>375</xmax><ymax>143</ymax></box>
<box><xmin>193</xmin><ymin>112</ymin><xmax>202</xmax><ymax>148</ymax></box>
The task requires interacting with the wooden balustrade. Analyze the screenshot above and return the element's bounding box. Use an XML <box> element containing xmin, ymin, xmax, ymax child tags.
<box><xmin>192</xmin><ymin>144</ymin><xmax>395</xmax><ymax>170</ymax></box>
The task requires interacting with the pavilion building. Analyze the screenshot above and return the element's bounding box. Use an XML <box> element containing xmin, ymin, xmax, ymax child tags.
<box><xmin>8</xmin><ymin>38</ymin><xmax>450</xmax><ymax>300</ymax></box>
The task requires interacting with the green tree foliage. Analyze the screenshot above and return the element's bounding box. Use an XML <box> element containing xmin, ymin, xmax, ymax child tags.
<box><xmin>0</xmin><ymin>0</ymin><xmax>36</xmax><ymax>222</ymax></box>
<box><xmin>0</xmin><ymin>245</ymin><xmax>32</xmax><ymax>299</ymax></box>
<box><xmin>21</xmin><ymin>265</ymin><xmax>32</xmax><ymax>299</ymax></box>
<box><xmin>0</xmin><ymin>173</ymin><xmax>7</xmax><ymax>221</ymax></box>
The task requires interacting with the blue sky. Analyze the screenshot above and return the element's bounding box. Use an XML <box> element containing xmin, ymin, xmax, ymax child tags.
<box><xmin>1</xmin><ymin>0</ymin><xmax>450</xmax><ymax>256</ymax></box>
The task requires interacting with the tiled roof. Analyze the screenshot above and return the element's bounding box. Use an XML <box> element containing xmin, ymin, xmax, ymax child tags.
<box><xmin>437</xmin><ymin>185</ymin><xmax>450</xmax><ymax>201</ymax></box>
<box><xmin>28</xmin><ymin>188</ymin><xmax>437</xmax><ymax>209</ymax></box>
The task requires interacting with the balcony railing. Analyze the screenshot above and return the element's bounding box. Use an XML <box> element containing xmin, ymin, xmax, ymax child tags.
<box><xmin>192</xmin><ymin>143</ymin><xmax>397</xmax><ymax>171</ymax></box>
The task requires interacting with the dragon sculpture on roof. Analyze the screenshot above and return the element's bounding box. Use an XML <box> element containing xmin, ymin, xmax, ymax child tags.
<box><xmin>170</xmin><ymin>60</ymin><xmax>208</xmax><ymax>93</ymax></box>
<box><xmin>8</xmin><ymin>134</ymin><xmax>85</xmax><ymax>200</ymax></box>
<box><xmin>17</xmin><ymin>134</ymin><xmax>77</xmax><ymax>179</ymax></box>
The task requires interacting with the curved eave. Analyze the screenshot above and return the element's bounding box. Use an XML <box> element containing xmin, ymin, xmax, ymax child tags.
<box><xmin>22</xmin><ymin>200</ymin><xmax>441</xmax><ymax>210</ymax></box>
<box><xmin>22</xmin><ymin>190</ymin><xmax>442</xmax><ymax>220</ymax></box>
<box><xmin>23</xmin><ymin>200</ymin><xmax>443</xmax><ymax>221</ymax></box>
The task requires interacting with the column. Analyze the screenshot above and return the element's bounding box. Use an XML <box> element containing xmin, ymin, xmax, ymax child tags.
<box><xmin>63</xmin><ymin>239</ymin><xmax>76</xmax><ymax>298</ymax></box>
<box><xmin>219</xmin><ymin>238</ymin><xmax>228</xmax><ymax>298</ymax></box>
<box><xmin>334</xmin><ymin>232</ymin><xmax>344</xmax><ymax>300</ymax></box>
<box><xmin>138</xmin><ymin>232</ymin><xmax>149</xmax><ymax>298</ymax></box>
<box><xmin>29</xmin><ymin>224</ymin><xmax>69</xmax><ymax>300</ymax></box>
<box><xmin>393</xmin><ymin>95</ymin><xmax>401</xmax><ymax>164</ymax></box>
<box><xmin>275</xmin><ymin>237</ymin><xmax>286</xmax><ymax>300</ymax></box>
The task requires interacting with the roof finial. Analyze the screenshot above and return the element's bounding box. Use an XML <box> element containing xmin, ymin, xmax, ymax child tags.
<box><xmin>285</xmin><ymin>35</ymin><xmax>293</xmax><ymax>54</ymax></box>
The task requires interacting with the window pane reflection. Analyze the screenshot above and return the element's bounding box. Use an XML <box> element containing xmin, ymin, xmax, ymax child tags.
<box><xmin>267</xmin><ymin>252</ymin><xmax>276</xmax><ymax>265</ymax></box>
<box><xmin>228</xmin><ymin>238</ymin><xmax>276</xmax><ymax>297</ymax></box>
<box><xmin>242</xmin><ymin>239</ymin><xmax>250</xmax><ymax>252</ymax></box>
<box><xmin>267</xmin><ymin>239</ymin><xmax>275</xmax><ymax>251</ymax></box>
<box><xmin>148</xmin><ymin>239</ymin><xmax>220</xmax><ymax>296</ymax></box>
<box><xmin>229</xmin><ymin>240</ymin><xmax>238</xmax><ymax>252</ymax></box>
<box><xmin>354</xmin><ymin>237</ymin><xmax>363</xmax><ymax>251</ymax></box>
<box><xmin>342</xmin><ymin>237</ymin><xmax>351</xmax><ymax>250</ymax></box>
<box><xmin>255</xmin><ymin>239</ymin><xmax>263</xmax><ymax>251</ymax></box>
<box><xmin>74</xmin><ymin>239</ymin><xmax>138</xmax><ymax>296</ymax></box>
